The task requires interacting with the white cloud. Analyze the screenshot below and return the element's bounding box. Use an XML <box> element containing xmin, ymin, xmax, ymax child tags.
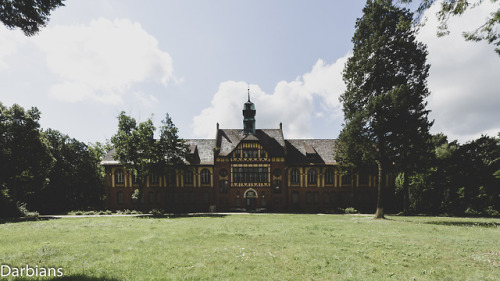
<box><xmin>14</xmin><ymin>18</ymin><xmax>175</xmax><ymax>104</ymax></box>
<box><xmin>0</xmin><ymin>26</ymin><xmax>26</xmax><ymax>70</ymax></box>
<box><xmin>418</xmin><ymin>1</ymin><xmax>500</xmax><ymax>143</ymax></box>
<box><xmin>192</xmin><ymin>55</ymin><xmax>349</xmax><ymax>139</ymax></box>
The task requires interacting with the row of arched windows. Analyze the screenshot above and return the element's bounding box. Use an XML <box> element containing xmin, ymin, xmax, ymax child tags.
<box><xmin>289</xmin><ymin>168</ymin><xmax>335</xmax><ymax>185</ymax></box>
<box><xmin>113</xmin><ymin>168</ymin><xmax>212</xmax><ymax>186</ymax></box>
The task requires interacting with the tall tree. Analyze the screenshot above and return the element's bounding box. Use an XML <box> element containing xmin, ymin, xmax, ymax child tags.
<box><xmin>337</xmin><ymin>0</ymin><xmax>433</xmax><ymax>218</ymax></box>
<box><xmin>399</xmin><ymin>0</ymin><xmax>500</xmax><ymax>55</ymax></box>
<box><xmin>0</xmin><ymin>102</ymin><xmax>53</xmax><ymax>216</ymax></box>
<box><xmin>0</xmin><ymin>0</ymin><xmax>65</xmax><ymax>36</ymax></box>
<box><xmin>110</xmin><ymin>112</ymin><xmax>189</xmax><ymax>201</ymax></box>
<box><xmin>39</xmin><ymin>129</ymin><xmax>105</xmax><ymax>213</ymax></box>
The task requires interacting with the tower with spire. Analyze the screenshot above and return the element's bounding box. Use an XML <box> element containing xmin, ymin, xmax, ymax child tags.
<box><xmin>243</xmin><ymin>87</ymin><xmax>256</xmax><ymax>135</ymax></box>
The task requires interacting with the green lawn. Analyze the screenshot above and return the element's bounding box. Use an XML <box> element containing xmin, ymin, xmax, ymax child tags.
<box><xmin>0</xmin><ymin>214</ymin><xmax>499</xmax><ymax>281</ymax></box>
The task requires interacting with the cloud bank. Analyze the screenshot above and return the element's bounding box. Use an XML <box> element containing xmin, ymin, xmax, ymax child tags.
<box><xmin>192</xmin><ymin>56</ymin><xmax>349</xmax><ymax>139</ymax></box>
<box><xmin>1</xmin><ymin>18</ymin><xmax>175</xmax><ymax>105</ymax></box>
<box><xmin>417</xmin><ymin>1</ymin><xmax>500</xmax><ymax>143</ymax></box>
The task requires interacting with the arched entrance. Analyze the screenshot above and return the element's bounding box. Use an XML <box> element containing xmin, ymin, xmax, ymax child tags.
<box><xmin>244</xmin><ymin>188</ymin><xmax>258</xmax><ymax>212</ymax></box>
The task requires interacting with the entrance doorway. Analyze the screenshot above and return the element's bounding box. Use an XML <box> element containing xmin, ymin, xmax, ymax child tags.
<box><xmin>244</xmin><ymin>189</ymin><xmax>258</xmax><ymax>212</ymax></box>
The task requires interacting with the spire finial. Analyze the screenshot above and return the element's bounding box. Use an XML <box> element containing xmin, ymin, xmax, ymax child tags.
<box><xmin>247</xmin><ymin>85</ymin><xmax>250</xmax><ymax>102</ymax></box>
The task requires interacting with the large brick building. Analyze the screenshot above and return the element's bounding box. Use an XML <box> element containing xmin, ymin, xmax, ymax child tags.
<box><xmin>102</xmin><ymin>95</ymin><xmax>390</xmax><ymax>212</ymax></box>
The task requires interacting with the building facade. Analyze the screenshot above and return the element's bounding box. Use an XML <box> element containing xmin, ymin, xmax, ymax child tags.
<box><xmin>102</xmin><ymin>96</ymin><xmax>392</xmax><ymax>212</ymax></box>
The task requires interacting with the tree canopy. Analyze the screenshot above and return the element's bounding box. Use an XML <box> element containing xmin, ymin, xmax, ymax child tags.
<box><xmin>110</xmin><ymin>112</ymin><xmax>189</xmax><ymax>200</ymax></box>
<box><xmin>0</xmin><ymin>102</ymin><xmax>105</xmax><ymax>217</ymax></box>
<box><xmin>0</xmin><ymin>0</ymin><xmax>65</xmax><ymax>36</ymax></box>
<box><xmin>399</xmin><ymin>0</ymin><xmax>500</xmax><ymax>55</ymax></box>
<box><xmin>337</xmin><ymin>0</ymin><xmax>433</xmax><ymax>218</ymax></box>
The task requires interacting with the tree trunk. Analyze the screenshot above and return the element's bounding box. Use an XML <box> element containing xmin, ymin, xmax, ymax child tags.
<box><xmin>375</xmin><ymin>159</ymin><xmax>385</xmax><ymax>219</ymax></box>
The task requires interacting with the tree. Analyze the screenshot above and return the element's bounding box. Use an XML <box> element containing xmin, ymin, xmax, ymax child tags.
<box><xmin>399</xmin><ymin>0</ymin><xmax>500</xmax><ymax>55</ymax></box>
<box><xmin>110</xmin><ymin>112</ymin><xmax>189</xmax><ymax>202</ymax></box>
<box><xmin>337</xmin><ymin>0</ymin><xmax>433</xmax><ymax>219</ymax></box>
<box><xmin>39</xmin><ymin>129</ymin><xmax>105</xmax><ymax>213</ymax></box>
<box><xmin>0</xmin><ymin>102</ymin><xmax>53</xmax><ymax>217</ymax></box>
<box><xmin>0</xmin><ymin>0</ymin><xmax>65</xmax><ymax>36</ymax></box>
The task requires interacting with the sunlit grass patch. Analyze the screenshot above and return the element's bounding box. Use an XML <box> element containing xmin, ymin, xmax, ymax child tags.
<box><xmin>0</xmin><ymin>214</ymin><xmax>499</xmax><ymax>280</ymax></box>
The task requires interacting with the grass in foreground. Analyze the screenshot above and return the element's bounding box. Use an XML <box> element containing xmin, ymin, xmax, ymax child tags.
<box><xmin>0</xmin><ymin>214</ymin><xmax>499</xmax><ymax>280</ymax></box>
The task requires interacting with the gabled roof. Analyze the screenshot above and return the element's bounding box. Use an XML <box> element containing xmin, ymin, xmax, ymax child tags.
<box><xmin>101</xmin><ymin>148</ymin><xmax>119</xmax><ymax>166</ymax></box>
<box><xmin>216</xmin><ymin>129</ymin><xmax>285</xmax><ymax>157</ymax></box>
<box><xmin>100</xmin><ymin>139</ymin><xmax>216</xmax><ymax>166</ymax></box>
<box><xmin>286</xmin><ymin>139</ymin><xmax>337</xmax><ymax>165</ymax></box>
<box><xmin>185</xmin><ymin>139</ymin><xmax>215</xmax><ymax>165</ymax></box>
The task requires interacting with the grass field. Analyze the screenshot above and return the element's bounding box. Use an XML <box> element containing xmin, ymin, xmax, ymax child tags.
<box><xmin>0</xmin><ymin>214</ymin><xmax>499</xmax><ymax>281</ymax></box>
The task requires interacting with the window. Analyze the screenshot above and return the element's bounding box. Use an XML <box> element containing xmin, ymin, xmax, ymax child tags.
<box><xmin>148</xmin><ymin>192</ymin><xmax>154</xmax><ymax>204</ymax></box>
<box><xmin>260</xmin><ymin>150</ymin><xmax>267</xmax><ymax>158</ymax></box>
<box><xmin>114</xmin><ymin>169</ymin><xmax>125</xmax><ymax>184</ymax></box>
<box><xmin>291</xmin><ymin>169</ymin><xmax>300</xmax><ymax>185</ymax></box>
<box><xmin>220</xmin><ymin>180</ymin><xmax>228</xmax><ymax>193</ymax></box>
<box><xmin>156</xmin><ymin>191</ymin><xmax>161</xmax><ymax>203</ymax></box>
<box><xmin>292</xmin><ymin>192</ymin><xmax>299</xmax><ymax>204</ymax></box>
<box><xmin>325</xmin><ymin>169</ymin><xmax>334</xmax><ymax>185</ymax></box>
<box><xmin>313</xmin><ymin>192</ymin><xmax>319</xmax><ymax>204</ymax></box>
<box><xmin>242</xmin><ymin>149</ymin><xmax>258</xmax><ymax>159</ymax></box>
<box><xmin>201</xmin><ymin>169</ymin><xmax>211</xmax><ymax>184</ymax></box>
<box><xmin>342</xmin><ymin>173</ymin><xmax>352</xmax><ymax>185</ymax></box>
<box><xmin>323</xmin><ymin>192</ymin><xmax>330</xmax><ymax>204</ymax></box>
<box><xmin>132</xmin><ymin>170</ymin><xmax>138</xmax><ymax>184</ymax></box>
<box><xmin>203</xmin><ymin>192</ymin><xmax>209</xmax><ymax>204</ymax></box>
<box><xmin>232</xmin><ymin>167</ymin><xmax>269</xmax><ymax>183</ymax></box>
<box><xmin>306</xmin><ymin>192</ymin><xmax>313</xmax><ymax>204</ymax></box>
<box><xmin>117</xmin><ymin>191</ymin><xmax>124</xmax><ymax>204</ymax></box>
<box><xmin>272</xmin><ymin>180</ymin><xmax>281</xmax><ymax>194</ymax></box>
<box><xmin>184</xmin><ymin>169</ymin><xmax>193</xmax><ymax>185</ymax></box>
<box><xmin>234</xmin><ymin>149</ymin><xmax>241</xmax><ymax>158</ymax></box>
<box><xmin>166</xmin><ymin>170</ymin><xmax>176</xmax><ymax>186</ymax></box>
<box><xmin>307</xmin><ymin>169</ymin><xmax>317</xmax><ymax>185</ymax></box>
<box><xmin>150</xmin><ymin>173</ymin><xmax>159</xmax><ymax>185</ymax></box>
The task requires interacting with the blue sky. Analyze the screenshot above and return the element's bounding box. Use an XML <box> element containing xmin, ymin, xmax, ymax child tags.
<box><xmin>1</xmin><ymin>0</ymin><xmax>499</xmax><ymax>144</ymax></box>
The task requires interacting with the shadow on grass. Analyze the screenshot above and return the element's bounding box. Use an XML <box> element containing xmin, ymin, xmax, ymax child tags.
<box><xmin>137</xmin><ymin>213</ymin><xmax>227</xmax><ymax>219</ymax></box>
<box><xmin>0</xmin><ymin>216</ymin><xmax>60</xmax><ymax>225</ymax></box>
<box><xmin>425</xmin><ymin>221</ymin><xmax>500</xmax><ymax>228</ymax></box>
<box><xmin>12</xmin><ymin>274</ymin><xmax>122</xmax><ymax>281</ymax></box>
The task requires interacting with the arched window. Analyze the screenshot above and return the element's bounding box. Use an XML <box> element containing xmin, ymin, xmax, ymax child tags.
<box><xmin>201</xmin><ymin>169</ymin><xmax>211</xmax><ymax>184</ymax></box>
<box><xmin>220</xmin><ymin>180</ymin><xmax>228</xmax><ymax>193</ymax></box>
<box><xmin>166</xmin><ymin>169</ymin><xmax>175</xmax><ymax>186</ymax></box>
<box><xmin>132</xmin><ymin>170</ymin><xmax>138</xmax><ymax>185</ymax></box>
<box><xmin>184</xmin><ymin>169</ymin><xmax>193</xmax><ymax>185</ymax></box>
<box><xmin>114</xmin><ymin>169</ymin><xmax>125</xmax><ymax>184</ymax></box>
<box><xmin>291</xmin><ymin>169</ymin><xmax>300</xmax><ymax>185</ymax></box>
<box><xmin>325</xmin><ymin>168</ymin><xmax>334</xmax><ymax>185</ymax></box>
<box><xmin>150</xmin><ymin>173</ymin><xmax>159</xmax><ymax>185</ymax></box>
<box><xmin>307</xmin><ymin>169</ymin><xmax>317</xmax><ymax>185</ymax></box>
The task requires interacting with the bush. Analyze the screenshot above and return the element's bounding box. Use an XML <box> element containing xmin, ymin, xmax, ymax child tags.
<box><xmin>465</xmin><ymin>207</ymin><xmax>480</xmax><ymax>217</ymax></box>
<box><xmin>344</xmin><ymin>207</ymin><xmax>359</xmax><ymax>214</ymax></box>
<box><xmin>150</xmin><ymin>209</ymin><xmax>164</xmax><ymax>218</ymax></box>
<box><xmin>483</xmin><ymin>206</ymin><xmax>500</xmax><ymax>217</ymax></box>
<box><xmin>16</xmin><ymin>202</ymin><xmax>39</xmax><ymax>218</ymax></box>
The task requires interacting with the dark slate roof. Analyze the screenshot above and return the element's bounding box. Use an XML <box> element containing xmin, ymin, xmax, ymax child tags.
<box><xmin>216</xmin><ymin>129</ymin><xmax>285</xmax><ymax>157</ymax></box>
<box><xmin>285</xmin><ymin>139</ymin><xmax>337</xmax><ymax>165</ymax></box>
<box><xmin>101</xmin><ymin>139</ymin><xmax>216</xmax><ymax>166</ymax></box>
<box><xmin>101</xmin><ymin>148</ymin><xmax>119</xmax><ymax>166</ymax></box>
<box><xmin>185</xmin><ymin>139</ymin><xmax>215</xmax><ymax>165</ymax></box>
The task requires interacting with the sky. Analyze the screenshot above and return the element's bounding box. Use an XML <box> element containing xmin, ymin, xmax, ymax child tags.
<box><xmin>0</xmin><ymin>0</ymin><xmax>499</xmax><ymax>144</ymax></box>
